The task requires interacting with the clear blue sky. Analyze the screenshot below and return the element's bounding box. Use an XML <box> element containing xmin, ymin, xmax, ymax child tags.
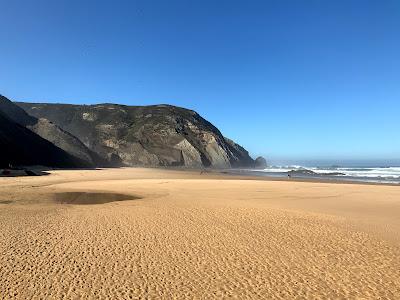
<box><xmin>1</xmin><ymin>0</ymin><xmax>399</xmax><ymax>162</ymax></box>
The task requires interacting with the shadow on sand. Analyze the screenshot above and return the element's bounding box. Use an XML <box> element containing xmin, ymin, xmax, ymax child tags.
<box><xmin>0</xmin><ymin>166</ymin><xmax>109</xmax><ymax>177</ymax></box>
<box><xmin>53</xmin><ymin>192</ymin><xmax>140</xmax><ymax>205</ymax></box>
<box><xmin>0</xmin><ymin>169</ymin><xmax>50</xmax><ymax>177</ymax></box>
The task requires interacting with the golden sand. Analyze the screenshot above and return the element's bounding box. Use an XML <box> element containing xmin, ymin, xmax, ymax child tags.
<box><xmin>1</xmin><ymin>168</ymin><xmax>399</xmax><ymax>299</ymax></box>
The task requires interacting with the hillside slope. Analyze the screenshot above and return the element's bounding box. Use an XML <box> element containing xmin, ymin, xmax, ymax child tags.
<box><xmin>0</xmin><ymin>95</ymin><xmax>98</xmax><ymax>166</ymax></box>
<box><xmin>18</xmin><ymin>102</ymin><xmax>255</xmax><ymax>168</ymax></box>
<box><xmin>0</xmin><ymin>110</ymin><xmax>86</xmax><ymax>168</ymax></box>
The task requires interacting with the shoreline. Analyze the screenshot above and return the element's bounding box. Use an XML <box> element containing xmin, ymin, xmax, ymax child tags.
<box><xmin>0</xmin><ymin>166</ymin><xmax>400</xmax><ymax>186</ymax></box>
<box><xmin>157</xmin><ymin>166</ymin><xmax>400</xmax><ymax>187</ymax></box>
<box><xmin>2</xmin><ymin>165</ymin><xmax>400</xmax><ymax>187</ymax></box>
<box><xmin>218</xmin><ymin>169</ymin><xmax>400</xmax><ymax>186</ymax></box>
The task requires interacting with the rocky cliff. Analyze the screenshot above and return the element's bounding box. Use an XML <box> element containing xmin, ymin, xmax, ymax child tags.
<box><xmin>254</xmin><ymin>156</ymin><xmax>268</xmax><ymax>169</ymax></box>
<box><xmin>0</xmin><ymin>109</ymin><xmax>86</xmax><ymax>168</ymax></box>
<box><xmin>18</xmin><ymin>102</ymin><xmax>255</xmax><ymax>168</ymax></box>
<box><xmin>0</xmin><ymin>95</ymin><xmax>98</xmax><ymax>166</ymax></box>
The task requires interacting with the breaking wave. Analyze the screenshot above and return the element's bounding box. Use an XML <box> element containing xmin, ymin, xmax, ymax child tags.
<box><xmin>246</xmin><ymin>165</ymin><xmax>400</xmax><ymax>183</ymax></box>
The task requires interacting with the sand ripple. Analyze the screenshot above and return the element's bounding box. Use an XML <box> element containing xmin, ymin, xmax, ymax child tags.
<box><xmin>1</xmin><ymin>168</ymin><xmax>400</xmax><ymax>299</ymax></box>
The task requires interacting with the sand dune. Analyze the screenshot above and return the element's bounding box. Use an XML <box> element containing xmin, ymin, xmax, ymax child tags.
<box><xmin>1</xmin><ymin>168</ymin><xmax>400</xmax><ymax>299</ymax></box>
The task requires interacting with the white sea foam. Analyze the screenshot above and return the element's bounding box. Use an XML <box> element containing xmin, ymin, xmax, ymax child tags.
<box><xmin>253</xmin><ymin>166</ymin><xmax>400</xmax><ymax>180</ymax></box>
<box><xmin>313</xmin><ymin>167</ymin><xmax>400</xmax><ymax>178</ymax></box>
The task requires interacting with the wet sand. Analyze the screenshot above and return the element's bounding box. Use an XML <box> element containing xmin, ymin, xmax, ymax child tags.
<box><xmin>53</xmin><ymin>192</ymin><xmax>140</xmax><ymax>205</ymax></box>
<box><xmin>1</xmin><ymin>168</ymin><xmax>400</xmax><ymax>299</ymax></box>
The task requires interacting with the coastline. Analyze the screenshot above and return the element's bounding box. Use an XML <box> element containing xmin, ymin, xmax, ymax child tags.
<box><xmin>2</xmin><ymin>165</ymin><xmax>400</xmax><ymax>186</ymax></box>
<box><xmin>217</xmin><ymin>168</ymin><xmax>400</xmax><ymax>187</ymax></box>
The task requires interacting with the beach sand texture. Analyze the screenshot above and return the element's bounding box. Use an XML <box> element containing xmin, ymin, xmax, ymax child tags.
<box><xmin>1</xmin><ymin>168</ymin><xmax>400</xmax><ymax>299</ymax></box>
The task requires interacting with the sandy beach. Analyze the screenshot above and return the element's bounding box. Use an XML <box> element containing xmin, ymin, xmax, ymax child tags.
<box><xmin>1</xmin><ymin>168</ymin><xmax>400</xmax><ymax>299</ymax></box>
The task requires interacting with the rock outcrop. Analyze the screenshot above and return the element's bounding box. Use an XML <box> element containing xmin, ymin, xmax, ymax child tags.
<box><xmin>254</xmin><ymin>156</ymin><xmax>268</xmax><ymax>169</ymax></box>
<box><xmin>18</xmin><ymin>102</ymin><xmax>255</xmax><ymax>168</ymax></box>
<box><xmin>0</xmin><ymin>109</ymin><xmax>86</xmax><ymax>168</ymax></box>
<box><xmin>0</xmin><ymin>95</ymin><xmax>98</xmax><ymax>166</ymax></box>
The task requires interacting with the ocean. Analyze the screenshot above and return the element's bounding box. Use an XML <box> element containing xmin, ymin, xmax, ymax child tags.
<box><xmin>234</xmin><ymin>164</ymin><xmax>400</xmax><ymax>184</ymax></box>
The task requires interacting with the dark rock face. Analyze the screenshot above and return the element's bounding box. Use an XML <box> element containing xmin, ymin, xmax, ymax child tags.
<box><xmin>0</xmin><ymin>110</ymin><xmax>86</xmax><ymax>168</ymax></box>
<box><xmin>0</xmin><ymin>95</ymin><xmax>98</xmax><ymax>166</ymax></box>
<box><xmin>0</xmin><ymin>95</ymin><xmax>36</xmax><ymax>126</ymax></box>
<box><xmin>224</xmin><ymin>138</ymin><xmax>255</xmax><ymax>168</ymax></box>
<box><xmin>289</xmin><ymin>169</ymin><xmax>346</xmax><ymax>176</ymax></box>
<box><xmin>288</xmin><ymin>169</ymin><xmax>316</xmax><ymax>175</ymax></box>
<box><xmin>17</xmin><ymin>102</ymin><xmax>255</xmax><ymax>168</ymax></box>
<box><xmin>254</xmin><ymin>156</ymin><xmax>267</xmax><ymax>169</ymax></box>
